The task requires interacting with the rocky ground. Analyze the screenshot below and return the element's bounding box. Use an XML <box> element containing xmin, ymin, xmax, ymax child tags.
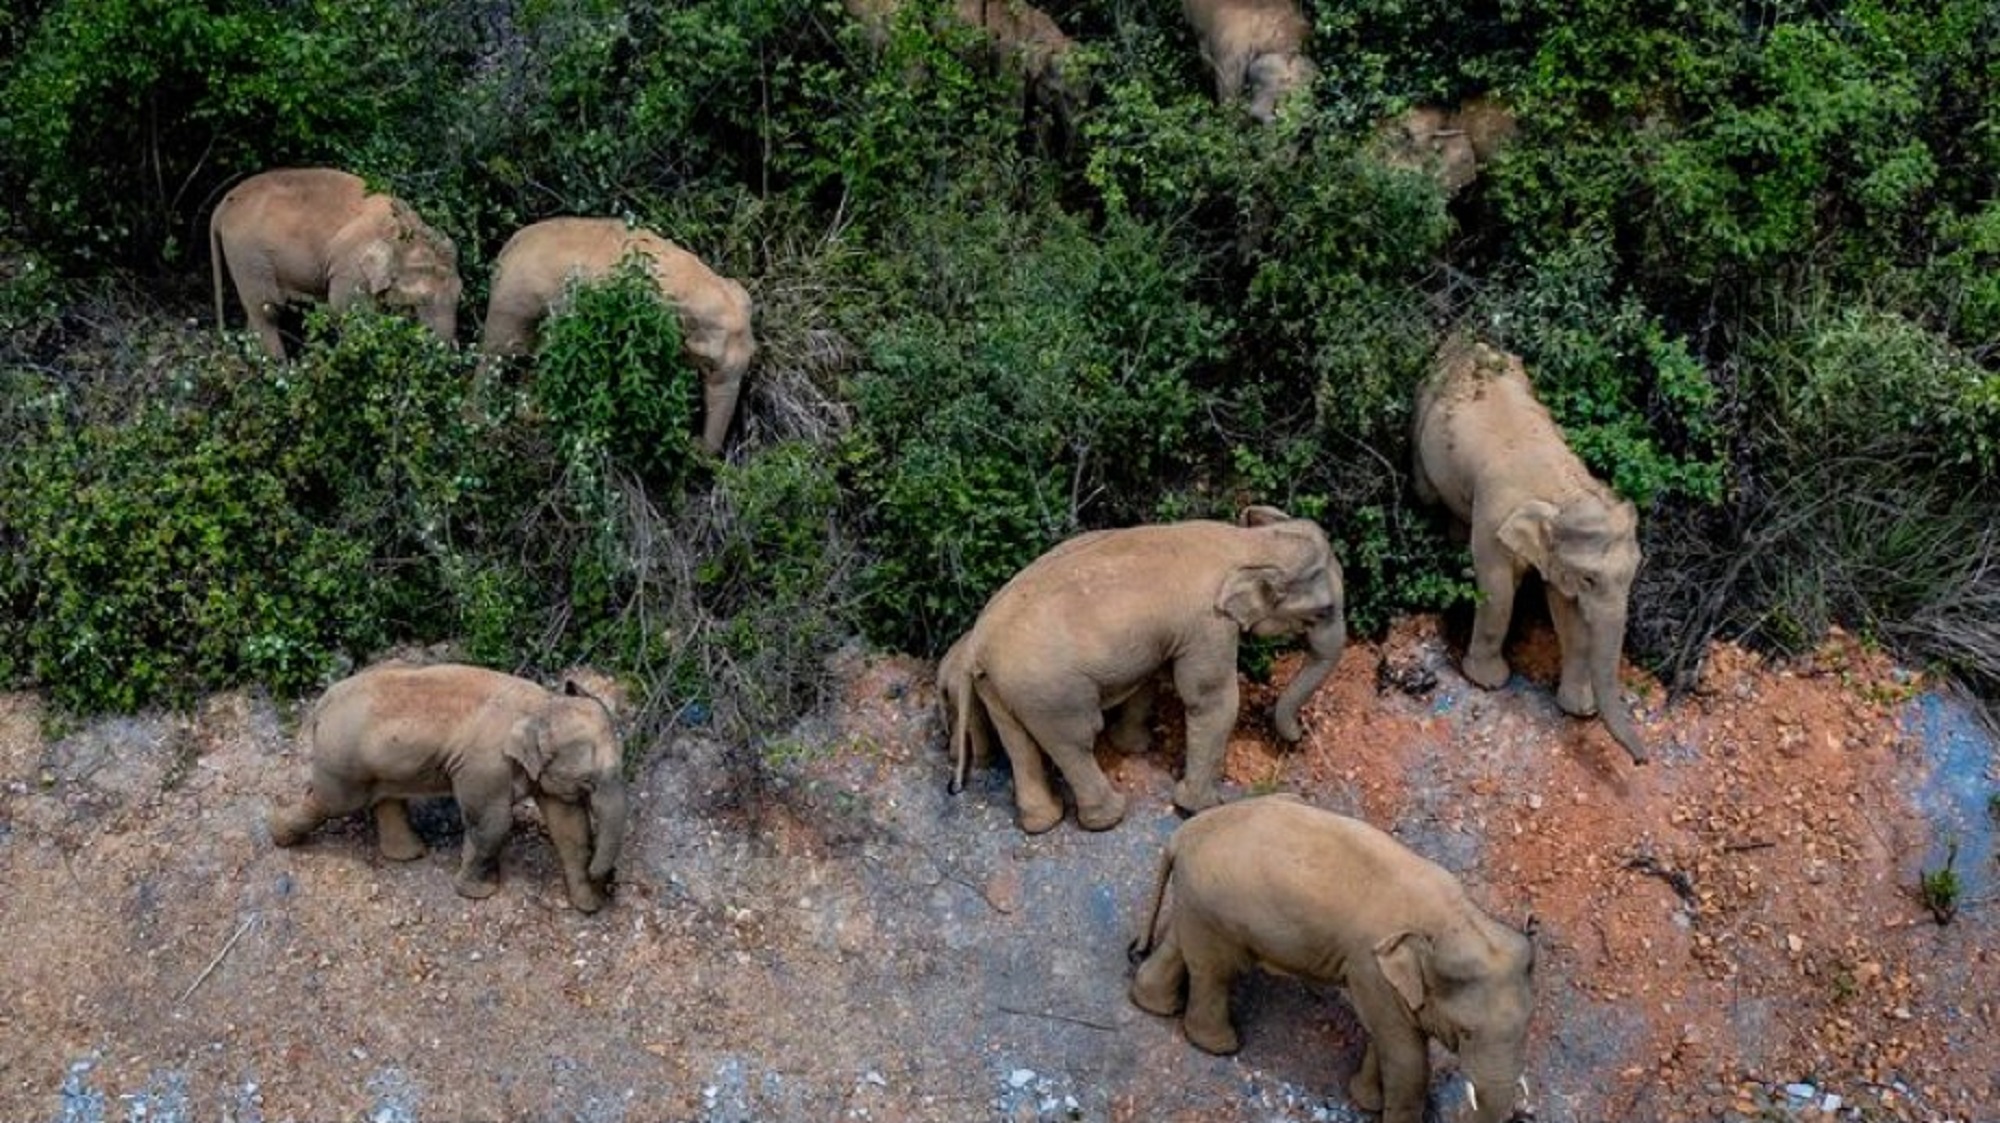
<box><xmin>1</xmin><ymin>618</ymin><xmax>1996</xmax><ymax>1123</ymax></box>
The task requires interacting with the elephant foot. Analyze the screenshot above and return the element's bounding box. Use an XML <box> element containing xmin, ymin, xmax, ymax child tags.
<box><xmin>1129</xmin><ymin>973</ymin><xmax>1184</xmax><ymax>1018</ymax></box>
<box><xmin>267</xmin><ymin>809</ymin><xmax>310</xmax><ymax>848</ymax></box>
<box><xmin>454</xmin><ymin>872</ymin><xmax>501</xmax><ymax>900</ymax></box>
<box><xmin>1171</xmin><ymin>779</ymin><xmax>1222</xmax><ymax>817</ymax></box>
<box><xmin>1017</xmin><ymin>799</ymin><xmax>1065</xmax><ymax>835</ymax></box>
<box><xmin>1075</xmin><ymin>789</ymin><xmax>1129</xmax><ymax>832</ymax></box>
<box><xmin>379</xmin><ymin>836</ymin><xmax>426</xmax><ymax>862</ymax></box>
<box><xmin>1348</xmin><ymin>1070</ymin><xmax>1384</xmax><ymax>1113</ymax></box>
<box><xmin>1557</xmin><ymin>677</ymin><xmax>1599</xmax><ymax>717</ymax></box>
<box><xmin>1462</xmin><ymin>651</ymin><xmax>1511</xmax><ymax>690</ymax></box>
<box><xmin>565</xmin><ymin>881</ymin><xmax>607</xmax><ymax>914</ymax></box>
<box><xmin>1183</xmin><ymin>1015</ymin><xmax>1240</xmax><ymax>1056</ymax></box>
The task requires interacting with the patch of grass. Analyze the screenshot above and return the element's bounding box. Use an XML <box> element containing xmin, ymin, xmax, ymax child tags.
<box><xmin>1918</xmin><ymin>839</ymin><xmax>1961</xmax><ymax>925</ymax></box>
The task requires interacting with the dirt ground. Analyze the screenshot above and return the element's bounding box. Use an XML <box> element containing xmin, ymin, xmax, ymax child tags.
<box><xmin>1</xmin><ymin>617</ymin><xmax>1996</xmax><ymax>1123</ymax></box>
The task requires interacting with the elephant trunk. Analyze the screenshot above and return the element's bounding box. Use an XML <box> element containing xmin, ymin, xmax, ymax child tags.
<box><xmin>422</xmin><ymin>304</ymin><xmax>459</xmax><ymax>348</ymax></box>
<box><xmin>1592</xmin><ymin>614</ymin><xmax>1648</xmax><ymax>765</ymax></box>
<box><xmin>1462</xmin><ymin>1052</ymin><xmax>1529</xmax><ymax>1123</ymax></box>
<box><xmin>1273</xmin><ymin>606</ymin><xmax>1345</xmax><ymax>743</ymax></box>
<box><xmin>587</xmin><ymin>773</ymin><xmax>630</xmax><ymax>880</ymax></box>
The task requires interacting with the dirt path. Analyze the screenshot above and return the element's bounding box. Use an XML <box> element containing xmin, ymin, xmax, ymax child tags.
<box><xmin>1</xmin><ymin>620</ymin><xmax>1995</xmax><ymax>1122</ymax></box>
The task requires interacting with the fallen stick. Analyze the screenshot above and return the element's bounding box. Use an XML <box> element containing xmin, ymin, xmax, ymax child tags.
<box><xmin>997</xmin><ymin>1003</ymin><xmax>1116</xmax><ymax>1032</ymax></box>
<box><xmin>179</xmin><ymin>914</ymin><xmax>257</xmax><ymax>1004</ymax></box>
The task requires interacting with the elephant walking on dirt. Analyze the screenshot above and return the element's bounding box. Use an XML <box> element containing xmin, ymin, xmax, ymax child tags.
<box><xmin>1412</xmin><ymin>336</ymin><xmax>1649</xmax><ymax>764</ymax></box>
<box><xmin>268</xmin><ymin>663</ymin><xmax>630</xmax><ymax>913</ymax></box>
<box><xmin>209</xmin><ymin>168</ymin><xmax>462</xmax><ymax>359</ymax></box>
<box><xmin>1130</xmin><ymin>795</ymin><xmax>1536</xmax><ymax>1123</ymax></box>
<box><xmin>941</xmin><ymin>507</ymin><xmax>1346</xmax><ymax>834</ymax></box>
<box><xmin>480</xmin><ymin>217</ymin><xmax>756</xmax><ymax>454</ymax></box>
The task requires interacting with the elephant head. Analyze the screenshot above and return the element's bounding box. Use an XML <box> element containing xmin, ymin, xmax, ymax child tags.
<box><xmin>1375</xmin><ymin>919</ymin><xmax>1535</xmax><ymax>1123</ymax></box>
<box><xmin>1497</xmin><ymin>491</ymin><xmax>1647</xmax><ymax>764</ymax></box>
<box><xmin>330</xmin><ymin>202</ymin><xmax>463</xmax><ymax>344</ymax></box>
<box><xmin>1243</xmin><ymin>51</ymin><xmax>1317</xmax><ymax>123</ymax></box>
<box><xmin>1223</xmin><ymin>507</ymin><xmax>1347</xmax><ymax>741</ymax></box>
<box><xmin>507</xmin><ymin>681</ymin><xmax>629</xmax><ymax>879</ymax></box>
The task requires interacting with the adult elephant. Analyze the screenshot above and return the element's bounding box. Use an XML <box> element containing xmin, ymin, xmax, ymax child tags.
<box><xmin>942</xmin><ymin>507</ymin><xmax>1346</xmax><ymax>833</ymax></box>
<box><xmin>268</xmin><ymin>663</ymin><xmax>629</xmax><ymax>913</ymax></box>
<box><xmin>1130</xmin><ymin>795</ymin><xmax>1536</xmax><ymax>1123</ymax></box>
<box><xmin>480</xmin><ymin>217</ymin><xmax>756</xmax><ymax>454</ymax></box>
<box><xmin>1183</xmin><ymin>0</ymin><xmax>1317</xmax><ymax>123</ymax></box>
<box><xmin>1412</xmin><ymin>336</ymin><xmax>1649</xmax><ymax>764</ymax></box>
<box><xmin>209</xmin><ymin>168</ymin><xmax>462</xmax><ymax>359</ymax></box>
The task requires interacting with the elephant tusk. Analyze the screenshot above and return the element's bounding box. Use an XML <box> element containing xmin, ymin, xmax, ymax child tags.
<box><xmin>1467</xmin><ymin>1082</ymin><xmax>1479</xmax><ymax>1113</ymax></box>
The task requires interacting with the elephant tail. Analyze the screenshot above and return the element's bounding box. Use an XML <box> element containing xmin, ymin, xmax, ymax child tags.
<box><xmin>1127</xmin><ymin>836</ymin><xmax>1178</xmax><ymax>965</ymax></box>
<box><xmin>210</xmin><ymin>208</ymin><xmax>228</xmax><ymax>334</ymax></box>
<box><xmin>943</xmin><ymin>642</ymin><xmax>989</xmax><ymax>796</ymax></box>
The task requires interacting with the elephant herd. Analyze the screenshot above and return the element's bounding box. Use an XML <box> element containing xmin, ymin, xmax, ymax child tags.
<box><xmin>267</xmin><ymin>334</ymin><xmax>1640</xmax><ymax>1123</ymax></box>
<box><xmin>208</xmin><ymin>167</ymin><xmax>755</xmax><ymax>454</ymax></box>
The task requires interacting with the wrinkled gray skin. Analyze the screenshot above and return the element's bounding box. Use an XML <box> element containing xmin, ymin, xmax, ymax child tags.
<box><xmin>1183</xmin><ymin>0</ymin><xmax>1317</xmax><ymax>122</ymax></box>
<box><xmin>1131</xmin><ymin>795</ymin><xmax>1535</xmax><ymax>1123</ymax></box>
<box><xmin>268</xmin><ymin>663</ymin><xmax>629</xmax><ymax>913</ymax></box>
<box><xmin>210</xmin><ymin>168</ymin><xmax>461</xmax><ymax>359</ymax></box>
<box><xmin>942</xmin><ymin>507</ymin><xmax>1345</xmax><ymax>833</ymax></box>
<box><xmin>1412</xmin><ymin>336</ymin><xmax>1648</xmax><ymax>764</ymax></box>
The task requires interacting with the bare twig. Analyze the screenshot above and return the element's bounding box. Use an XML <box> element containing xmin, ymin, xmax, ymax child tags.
<box><xmin>179</xmin><ymin>914</ymin><xmax>257</xmax><ymax>1004</ymax></box>
<box><xmin>997</xmin><ymin>1003</ymin><xmax>1117</xmax><ymax>1032</ymax></box>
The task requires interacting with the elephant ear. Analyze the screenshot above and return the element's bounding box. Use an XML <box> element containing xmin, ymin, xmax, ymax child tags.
<box><xmin>355</xmin><ymin>240</ymin><xmax>396</xmax><ymax>296</ymax></box>
<box><xmin>1496</xmin><ymin>500</ymin><xmax>1560</xmax><ymax>576</ymax></box>
<box><xmin>1374</xmin><ymin>930</ymin><xmax>1433</xmax><ymax>1013</ymax></box>
<box><xmin>503</xmin><ymin>713</ymin><xmax>553</xmax><ymax>780</ymax></box>
<box><xmin>1237</xmin><ymin>505</ymin><xmax>1292</xmax><ymax>528</ymax></box>
<box><xmin>1216</xmin><ymin>565</ymin><xmax>1284</xmax><ymax>628</ymax></box>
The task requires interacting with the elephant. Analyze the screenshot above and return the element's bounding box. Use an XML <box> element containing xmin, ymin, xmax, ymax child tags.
<box><xmin>209</xmin><ymin>167</ymin><xmax>462</xmax><ymax>359</ymax></box>
<box><xmin>1129</xmin><ymin>795</ymin><xmax>1536</xmax><ymax>1123</ymax></box>
<box><xmin>480</xmin><ymin>217</ymin><xmax>756</xmax><ymax>455</ymax></box>
<box><xmin>842</xmin><ymin>0</ymin><xmax>1088</xmax><ymax>131</ymax></box>
<box><xmin>1372</xmin><ymin>95</ymin><xmax>1518</xmax><ymax>195</ymax></box>
<box><xmin>1412</xmin><ymin>336</ymin><xmax>1649</xmax><ymax>764</ymax></box>
<box><xmin>1183</xmin><ymin>0</ymin><xmax>1317</xmax><ymax>123</ymax></box>
<box><xmin>268</xmin><ymin>662</ymin><xmax>630</xmax><ymax>913</ymax></box>
<box><xmin>941</xmin><ymin>507</ymin><xmax>1345</xmax><ymax>833</ymax></box>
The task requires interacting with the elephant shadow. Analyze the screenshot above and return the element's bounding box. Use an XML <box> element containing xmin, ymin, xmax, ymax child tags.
<box><xmin>1223</xmin><ymin>974</ymin><xmax>1370</xmax><ymax>1092</ymax></box>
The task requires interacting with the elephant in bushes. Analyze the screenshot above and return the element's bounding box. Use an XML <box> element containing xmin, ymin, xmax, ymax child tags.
<box><xmin>480</xmin><ymin>217</ymin><xmax>756</xmax><ymax>454</ymax></box>
<box><xmin>1413</xmin><ymin>336</ymin><xmax>1649</xmax><ymax>764</ymax></box>
<box><xmin>942</xmin><ymin>507</ymin><xmax>1345</xmax><ymax>834</ymax></box>
<box><xmin>1130</xmin><ymin>795</ymin><xmax>1536</xmax><ymax>1123</ymax></box>
<box><xmin>268</xmin><ymin>663</ymin><xmax>629</xmax><ymax>914</ymax></box>
<box><xmin>1183</xmin><ymin>0</ymin><xmax>1316</xmax><ymax>123</ymax></box>
<box><xmin>1372</xmin><ymin>95</ymin><xmax>1518</xmax><ymax>195</ymax></box>
<box><xmin>209</xmin><ymin>168</ymin><xmax>462</xmax><ymax>359</ymax></box>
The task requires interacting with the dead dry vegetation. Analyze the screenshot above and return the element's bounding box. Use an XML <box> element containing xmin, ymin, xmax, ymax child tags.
<box><xmin>0</xmin><ymin>619</ymin><xmax>1995</xmax><ymax>1123</ymax></box>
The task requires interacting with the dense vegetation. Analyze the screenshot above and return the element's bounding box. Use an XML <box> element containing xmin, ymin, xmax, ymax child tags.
<box><xmin>2</xmin><ymin>0</ymin><xmax>1995</xmax><ymax>742</ymax></box>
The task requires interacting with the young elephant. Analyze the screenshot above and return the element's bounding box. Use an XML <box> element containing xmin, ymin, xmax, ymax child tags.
<box><xmin>1182</xmin><ymin>0</ymin><xmax>1317</xmax><ymax>123</ymax></box>
<box><xmin>1130</xmin><ymin>795</ymin><xmax>1535</xmax><ymax>1123</ymax></box>
<box><xmin>942</xmin><ymin>508</ymin><xmax>1345</xmax><ymax>833</ymax></box>
<box><xmin>1371</xmin><ymin>95</ymin><xmax>1518</xmax><ymax>195</ymax></box>
<box><xmin>480</xmin><ymin>217</ymin><xmax>756</xmax><ymax>454</ymax></box>
<box><xmin>1412</xmin><ymin>337</ymin><xmax>1649</xmax><ymax>764</ymax></box>
<box><xmin>268</xmin><ymin>663</ymin><xmax>630</xmax><ymax>913</ymax></box>
<box><xmin>209</xmin><ymin>168</ymin><xmax>462</xmax><ymax>359</ymax></box>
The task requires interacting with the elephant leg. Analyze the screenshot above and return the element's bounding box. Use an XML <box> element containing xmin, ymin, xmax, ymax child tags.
<box><xmin>1027</xmin><ymin>704</ymin><xmax>1125</xmax><ymax>831</ymax></box>
<box><xmin>700</xmin><ymin>374</ymin><xmax>742</xmax><ymax>455</ymax></box>
<box><xmin>978</xmin><ymin>687</ymin><xmax>1066</xmax><ymax>833</ymax></box>
<box><xmin>373</xmin><ymin>799</ymin><xmax>426</xmax><ymax>861</ymax></box>
<box><xmin>1546</xmin><ymin>589</ymin><xmax>1598</xmax><ymax>716</ymax></box>
<box><xmin>453</xmin><ymin>781</ymin><xmax>513</xmax><ymax>900</ymax></box>
<box><xmin>1129</xmin><ymin>923</ymin><xmax>1188</xmax><ymax>1017</ymax></box>
<box><xmin>1348</xmin><ymin>1040</ymin><xmax>1384</xmax><ymax>1111</ymax></box>
<box><xmin>536</xmin><ymin>793</ymin><xmax>605</xmax><ymax>913</ymax></box>
<box><xmin>1373</xmin><ymin>1022</ymin><xmax>1433</xmax><ymax>1123</ymax></box>
<box><xmin>267</xmin><ymin>783</ymin><xmax>357</xmax><ymax>847</ymax></box>
<box><xmin>1179</xmin><ymin>918</ymin><xmax>1242</xmax><ymax>1055</ymax></box>
<box><xmin>1107</xmin><ymin>678</ymin><xmax>1156</xmax><ymax>754</ymax></box>
<box><xmin>1171</xmin><ymin>657</ymin><xmax>1240</xmax><ymax>815</ymax></box>
<box><xmin>1463</xmin><ymin>543</ymin><xmax>1519</xmax><ymax>690</ymax></box>
<box><xmin>236</xmin><ymin>290</ymin><xmax>289</xmax><ymax>360</ymax></box>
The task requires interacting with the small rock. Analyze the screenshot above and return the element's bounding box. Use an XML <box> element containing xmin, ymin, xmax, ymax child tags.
<box><xmin>1821</xmin><ymin>1093</ymin><xmax>1843</xmax><ymax>1112</ymax></box>
<box><xmin>1783</xmin><ymin>1082</ymin><xmax>1815</xmax><ymax>1100</ymax></box>
<box><xmin>863</xmin><ymin>1070</ymin><xmax>886</xmax><ymax>1087</ymax></box>
<box><xmin>1008</xmin><ymin>1068</ymin><xmax>1036</xmax><ymax>1089</ymax></box>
